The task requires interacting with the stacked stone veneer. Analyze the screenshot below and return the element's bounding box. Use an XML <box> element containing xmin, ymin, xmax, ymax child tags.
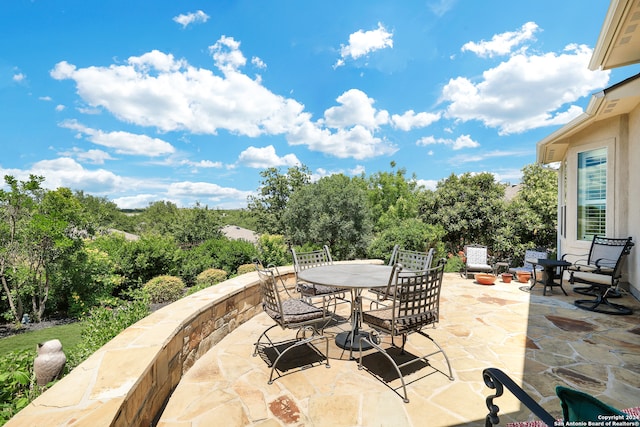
<box><xmin>6</xmin><ymin>266</ymin><xmax>297</xmax><ymax>427</ymax></box>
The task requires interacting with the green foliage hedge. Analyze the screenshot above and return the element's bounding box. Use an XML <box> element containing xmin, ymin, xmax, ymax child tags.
<box><xmin>236</xmin><ymin>264</ymin><xmax>255</xmax><ymax>275</ymax></box>
<box><xmin>143</xmin><ymin>276</ymin><xmax>185</xmax><ymax>304</ymax></box>
<box><xmin>195</xmin><ymin>269</ymin><xmax>228</xmax><ymax>287</ymax></box>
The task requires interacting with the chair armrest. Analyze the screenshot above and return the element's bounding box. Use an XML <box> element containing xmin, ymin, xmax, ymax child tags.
<box><xmin>561</xmin><ymin>253</ymin><xmax>587</xmax><ymax>263</ymax></box>
<box><xmin>593</xmin><ymin>258</ymin><xmax>617</xmax><ymax>271</ymax></box>
<box><xmin>483</xmin><ymin>368</ymin><xmax>556</xmax><ymax>427</ymax></box>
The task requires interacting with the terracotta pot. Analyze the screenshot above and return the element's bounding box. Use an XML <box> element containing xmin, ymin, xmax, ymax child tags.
<box><xmin>517</xmin><ymin>272</ymin><xmax>531</xmax><ymax>283</ymax></box>
<box><xmin>475</xmin><ymin>273</ymin><xmax>497</xmax><ymax>285</ymax></box>
<box><xmin>501</xmin><ymin>273</ymin><xmax>513</xmax><ymax>283</ymax></box>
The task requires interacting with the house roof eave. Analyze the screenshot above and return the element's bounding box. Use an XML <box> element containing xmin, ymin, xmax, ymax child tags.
<box><xmin>535</xmin><ymin>94</ymin><xmax>605</xmax><ymax>164</ymax></box>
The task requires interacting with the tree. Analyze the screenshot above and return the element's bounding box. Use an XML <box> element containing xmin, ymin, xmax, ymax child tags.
<box><xmin>23</xmin><ymin>187</ymin><xmax>85</xmax><ymax>321</ymax></box>
<box><xmin>172</xmin><ymin>203</ymin><xmax>222</xmax><ymax>248</ymax></box>
<box><xmin>419</xmin><ymin>172</ymin><xmax>506</xmax><ymax>253</ymax></box>
<box><xmin>0</xmin><ymin>175</ymin><xmax>44</xmax><ymax>322</ymax></box>
<box><xmin>283</xmin><ymin>174</ymin><xmax>372</xmax><ymax>259</ymax></box>
<box><xmin>73</xmin><ymin>190</ymin><xmax>131</xmax><ymax>233</ymax></box>
<box><xmin>500</xmin><ymin>163</ymin><xmax>558</xmax><ymax>258</ymax></box>
<box><xmin>367</xmin><ymin>218</ymin><xmax>445</xmax><ymax>263</ymax></box>
<box><xmin>247</xmin><ymin>165</ymin><xmax>311</xmax><ymax>234</ymax></box>
<box><xmin>366</xmin><ymin>162</ymin><xmax>420</xmax><ymax>231</ymax></box>
<box><xmin>0</xmin><ymin>176</ymin><xmax>86</xmax><ymax>322</ymax></box>
<box><xmin>136</xmin><ymin>201</ymin><xmax>180</xmax><ymax>236</ymax></box>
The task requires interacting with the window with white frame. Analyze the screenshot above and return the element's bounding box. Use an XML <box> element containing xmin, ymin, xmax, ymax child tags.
<box><xmin>577</xmin><ymin>147</ymin><xmax>607</xmax><ymax>240</ymax></box>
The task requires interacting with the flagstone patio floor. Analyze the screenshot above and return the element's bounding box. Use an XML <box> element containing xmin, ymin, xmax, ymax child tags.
<box><xmin>157</xmin><ymin>273</ymin><xmax>640</xmax><ymax>427</ymax></box>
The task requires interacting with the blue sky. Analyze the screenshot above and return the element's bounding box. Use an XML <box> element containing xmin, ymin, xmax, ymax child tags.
<box><xmin>2</xmin><ymin>1</ymin><xmax>638</xmax><ymax>209</ymax></box>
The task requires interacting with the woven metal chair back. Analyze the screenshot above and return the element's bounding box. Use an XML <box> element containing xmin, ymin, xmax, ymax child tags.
<box><xmin>256</xmin><ymin>266</ymin><xmax>284</xmax><ymax>324</ymax></box>
<box><xmin>522</xmin><ymin>248</ymin><xmax>548</xmax><ymax>269</ymax></box>
<box><xmin>390</xmin><ymin>246</ymin><xmax>434</xmax><ymax>272</ymax></box>
<box><xmin>587</xmin><ymin>236</ymin><xmax>634</xmax><ymax>275</ymax></box>
<box><xmin>292</xmin><ymin>245</ymin><xmax>333</xmax><ymax>273</ymax></box>
<box><xmin>465</xmin><ymin>244</ymin><xmax>488</xmax><ymax>265</ymax></box>
<box><xmin>393</xmin><ymin>260</ymin><xmax>445</xmax><ymax>331</ymax></box>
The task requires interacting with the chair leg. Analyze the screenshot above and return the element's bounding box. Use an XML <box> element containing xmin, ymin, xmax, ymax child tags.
<box><xmin>253</xmin><ymin>323</ymin><xmax>279</xmax><ymax>357</ymax></box>
<box><xmin>358</xmin><ymin>334</ymin><xmax>409</xmax><ymax>403</ymax></box>
<box><xmin>357</xmin><ymin>330</ymin><xmax>454</xmax><ymax>403</ymax></box>
<box><xmin>574</xmin><ymin>288</ymin><xmax>633</xmax><ymax>315</ymax></box>
<box><xmin>268</xmin><ymin>328</ymin><xmax>330</xmax><ymax>384</ymax></box>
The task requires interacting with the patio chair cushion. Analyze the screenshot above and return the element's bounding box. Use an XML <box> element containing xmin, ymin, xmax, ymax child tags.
<box><xmin>572</xmin><ymin>271</ymin><xmax>617</xmax><ymax>285</ymax></box>
<box><xmin>299</xmin><ymin>283</ymin><xmax>347</xmax><ymax>295</ymax></box>
<box><xmin>361</xmin><ymin>307</ymin><xmax>437</xmax><ymax>334</ymax></box>
<box><xmin>264</xmin><ymin>299</ymin><xmax>324</xmax><ymax>323</ymax></box>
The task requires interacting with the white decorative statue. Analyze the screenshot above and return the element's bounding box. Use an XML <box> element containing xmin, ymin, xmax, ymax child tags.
<box><xmin>34</xmin><ymin>339</ymin><xmax>66</xmax><ymax>386</ymax></box>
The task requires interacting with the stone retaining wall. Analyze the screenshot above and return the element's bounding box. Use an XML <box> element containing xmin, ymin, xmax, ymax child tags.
<box><xmin>6</xmin><ymin>266</ymin><xmax>296</xmax><ymax>427</ymax></box>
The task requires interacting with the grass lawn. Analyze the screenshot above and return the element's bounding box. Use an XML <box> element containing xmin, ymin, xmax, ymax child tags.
<box><xmin>0</xmin><ymin>322</ymin><xmax>84</xmax><ymax>356</ymax></box>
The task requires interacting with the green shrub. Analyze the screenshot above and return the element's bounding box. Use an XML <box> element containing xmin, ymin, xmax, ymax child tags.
<box><xmin>0</xmin><ymin>349</ymin><xmax>37</xmax><ymax>424</ymax></box>
<box><xmin>236</xmin><ymin>263</ymin><xmax>256</xmax><ymax>275</ymax></box>
<box><xmin>445</xmin><ymin>254</ymin><xmax>464</xmax><ymax>273</ymax></box>
<box><xmin>143</xmin><ymin>275</ymin><xmax>185</xmax><ymax>304</ymax></box>
<box><xmin>257</xmin><ymin>234</ymin><xmax>290</xmax><ymax>266</ymax></box>
<box><xmin>68</xmin><ymin>292</ymin><xmax>150</xmax><ymax>367</ymax></box>
<box><xmin>196</xmin><ymin>268</ymin><xmax>228</xmax><ymax>287</ymax></box>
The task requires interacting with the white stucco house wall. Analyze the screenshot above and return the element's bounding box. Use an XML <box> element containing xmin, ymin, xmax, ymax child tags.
<box><xmin>536</xmin><ymin>0</ymin><xmax>640</xmax><ymax>299</ymax></box>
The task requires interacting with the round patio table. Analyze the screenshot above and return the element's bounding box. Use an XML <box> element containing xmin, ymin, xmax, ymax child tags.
<box><xmin>297</xmin><ymin>263</ymin><xmax>394</xmax><ymax>354</ymax></box>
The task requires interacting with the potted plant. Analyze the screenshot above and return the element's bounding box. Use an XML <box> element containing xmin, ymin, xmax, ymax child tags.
<box><xmin>516</xmin><ymin>271</ymin><xmax>532</xmax><ymax>283</ymax></box>
<box><xmin>501</xmin><ymin>273</ymin><xmax>513</xmax><ymax>283</ymax></box>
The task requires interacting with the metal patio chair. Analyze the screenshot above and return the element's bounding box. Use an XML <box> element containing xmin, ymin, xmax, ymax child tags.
<box><xmin>462</xmin><ymin>244</ymin><xmax>494</xmax><ymax>279</ymax></box>
<box><xmin>291</xmin><ymin>245</ymin><xmax>350</xmax><ymax>314</ymax></box>
<box><xmin>252</xmin><ymin>264</ymin><xmax>331</xmax><ymax>384</ymax></box>
<box><xmin>370</xmin><ymin>245</ymin><xmax>435</xmax><ymax>301</ymax></box>
<box><xmin>562</xmin><ymin>235</ymin><xmax>634</xmax><ymax>315</ymax></box>
<box><xmin>357</xmin><ymin>259</ymin><xmax>454</xmax><ymax>403</ymax></box>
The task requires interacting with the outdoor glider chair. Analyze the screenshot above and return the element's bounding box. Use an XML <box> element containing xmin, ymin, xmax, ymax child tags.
<box><xmin>462</xmin><ymin>244</ymin><xmax>494</xmax><ymax>279</ymax></box>
<box><xmin>253</xmin><ymin>264</ymin><xmax>330</xmax><ymax>384</ymax></box>
<box><xmin>291</xmin><ymin>245</ymin><xmax>349</xmax><ymax>314</ymax></box>
<box><xmin>562</xmin><ymin>235</ymin><xmax>635</xmax><ymax>315</ymax></box>
<box><xmin>370</xmin><ymin>245</ymin><xmax>435</xmax><ymax>301</ymax></box>
<box><xmin>357</xmin><ymin>259</ymin><xmax>454</xmax><ymax>403</ymax></box>
<box><xmin>483</xmin><ymin>367</ymin><xmax>640</xmax><ymax>427</ymax></box>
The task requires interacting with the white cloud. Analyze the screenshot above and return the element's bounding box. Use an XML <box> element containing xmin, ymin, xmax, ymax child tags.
<box><xmin>391</xmin><ymin>110</ymin><xmax>441</xmax><ymax>131</ymax></box>
<box><xmin>441</xmin><ymin>43</ymin><xmax>610</xmax><ymax>134</ymax></box>
<box><xmin>59</xmin><ymin>147</ymin><xmax>115</xmax><ymax>164</ymax></box>
<box><xmin>180</xmin><ymin>159</ymin><xmax>223</xmax><ymax>169</ymax></box>
<box><xmin>26</xmin><ymin>157</ymin><xmax>125</xmax><ymax>193</ymax></box>
<box><xmin>173</xmin><ymin>10</ymin><xmax>209</xmax><ymax>28</ymax></box>
<box><xmin>334</xmin><ymin>22</ymin><xmax>393</xmax><ymax>68</ymax></box>
<box><xmin>39</xmin><ymin>96</ymin><xmax>52</xmax><ymax>101</ymax></box>
<box><xmin>288</xmin><ymin>122</ymin><xmax>397</xmax><ymax>160</ymax></box>
<box><xmin>112</xmin><ymin>194</ymin><xmax>160</xmax><ymax>209</ymax></box>
<box><xmin>60</xmin><ymin>120</ymin><xmax>175</xmax><ymax>156</ymax></box>
<box><xmin>251</xmin><ymin>56</ymin><xmax>266</xmax><ymax>69</ymax></box>
<box><xmin>55</xmin><ymin>104</ymin><xmax>65</xmax><ymax>112</ymax></box>
<box><xmin>428</xmin><ymin>0</ymin><xmax>457</xmax><ymax>17</ymax></box>
<box><xmin>238</xmin><ymin>145</ymin><xmax>301</xmax><ymax>168</ymax></box>
<box><xmin>12</xmin><ymin>73</ymin><xmax>25</xmax><ymax>83</ymax></box>
<box><xmin>51</xmin><ymin>42</ymin><xmax>307</xmax><ymax>138</ymax></box>
<box><xmin>322</xmin><ymin>89</ymin><xmax>389</xmax><ymax>130</ymax></box>
<box><xmin>415</xmin><ymin>179</ymin><xmax>438</xmax><ymax>190</ymax></box>
<box><xmin>417</xmin><ymin>134</ymin><xmax>479</xmax><ymax>150</ymax></box>
<box><xmin>462</xmin><ymin>22</ymin><xmax>539</xmax><ymax>58</ymax></box>
<box><xmin>167</xmin><ymin>181</ymin><xmax>252</xmax><ymax>203</ymax></box>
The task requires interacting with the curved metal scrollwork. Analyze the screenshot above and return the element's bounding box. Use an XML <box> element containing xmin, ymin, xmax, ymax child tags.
<box><xmin>482</xmin><ymin>368</ymin><xmax>556</xmax><ymax>427</ymax></box>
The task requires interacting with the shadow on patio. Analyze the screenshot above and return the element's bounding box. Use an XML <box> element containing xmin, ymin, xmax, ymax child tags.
<box><xmin>157</xmin><ymin>272</ymin><xmax>640</xmax><ymax>427</ymax></box>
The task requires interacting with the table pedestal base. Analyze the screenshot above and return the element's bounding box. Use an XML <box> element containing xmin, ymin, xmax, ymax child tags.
<box><xmin>335</xmin><ymin>331</ymin><xmax>375</xmax><ymax>351</ymax></box>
